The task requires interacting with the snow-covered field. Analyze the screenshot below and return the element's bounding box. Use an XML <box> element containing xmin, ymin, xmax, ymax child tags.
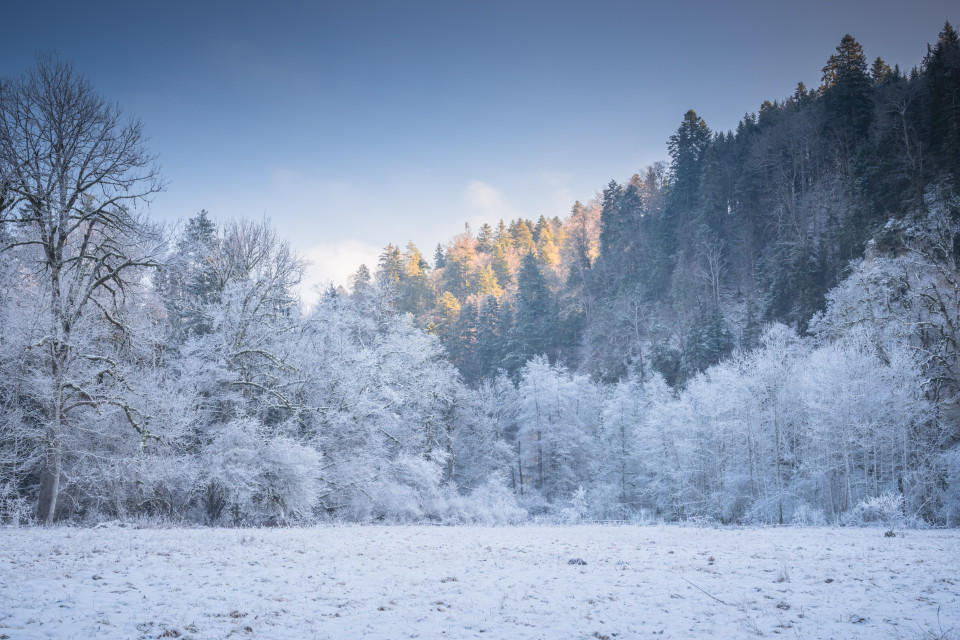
<box><xmin>0</xmin><ymin>525</ymin><xmax>957</xmax><ymax>639</ymax></box>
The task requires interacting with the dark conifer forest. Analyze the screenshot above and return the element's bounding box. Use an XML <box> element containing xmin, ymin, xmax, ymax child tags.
<box><xmin>2</xmin><ymin>26</ymin><xmax>960</xmax><ymax>526</ymax></box>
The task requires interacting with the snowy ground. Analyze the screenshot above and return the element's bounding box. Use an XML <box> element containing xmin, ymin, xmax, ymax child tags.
<box><xmin>0</xmin><ymin>525</ymin><xmax>957</xmax><ymax>639</ymax></box>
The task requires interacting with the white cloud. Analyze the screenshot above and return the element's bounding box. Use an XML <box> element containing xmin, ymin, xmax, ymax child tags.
<box><xmin>463</xmin><ymin>180</ymin><xmax>513</xmax><ymax>224</ymax></box>
<box><xmin>297</xmin><ymin>239</ymin><xmax>381</xmax><ymax>307</ymax></box>
<box><xmin>538</xmin><ymin>171</ymin><xmax>577</xmax><ymax>216</ymax></box>
<box><xmin>465</xmin><ymin>180</ymin><xmax>504</xmax><ymax>210</ymax></box>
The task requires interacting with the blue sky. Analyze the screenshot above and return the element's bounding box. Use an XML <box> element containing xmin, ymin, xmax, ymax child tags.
<box><xmin>2</xmin><ymin>1</ymin><xmax>956</xmax><ymax>291</ymax></box>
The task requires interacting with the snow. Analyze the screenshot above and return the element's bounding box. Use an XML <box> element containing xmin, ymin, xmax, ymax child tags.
<box><xmin>1</xmin><ymin>525</ymin><xmax>958</xmax><ymax>639</ymax></box>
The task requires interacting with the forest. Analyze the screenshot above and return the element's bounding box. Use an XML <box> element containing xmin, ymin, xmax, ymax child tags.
<box><xmin>1</xmin><ymin>24</ymin><xmax>960</xmax><ymax>527</ymax></box>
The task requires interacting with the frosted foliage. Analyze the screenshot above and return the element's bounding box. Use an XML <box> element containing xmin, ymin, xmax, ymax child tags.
<box><xmin>598</xmin><ymin>320</ymin><xmax>945</xmax><ymax>525</ymax></box>
<box><xmin>944</xmin><ymin>446</ymin><xmax>960</xmax><ymax>526</ymax></box>
<box><xmin>202</xmin><ymin>419</ymin><xmax>321</xmax><ymax>522</ymax></box>
<box><xmin>0</xmin><ymin>482</ymin><xmax>30</xmax><ymax>526</ymax></box>
<box><xmin>516</xmin><ymin>357</ymin><xmax>601</xmax><ymax>513</ymax></box>
<box><xmin>3</xmin><ymin>46</ymin><xmax>960</xmax><ymax>528</ymax></box>
<box><xmin>559</xmin><ymin>486</ymin><xmax>589</xmax><ymax>523</ymax></box>
<box><xmin>845</xmin><ymin>492</ymin><xmax>908</xmax><ymax>528</ymax></box>
<box><xmin>301</xmin><ymin>292</ymin><xmax>472</xmax><ymax>522</ymax></box>
<box><xmin>0</xmin><ymin>207</ymin><xmax>956</xmax><ymax>525</ymax></box>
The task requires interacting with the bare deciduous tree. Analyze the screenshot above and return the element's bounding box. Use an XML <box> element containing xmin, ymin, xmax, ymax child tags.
<box><xmin>0</xmin><ymin>54</ymin><xmax>164</xmax><ymax>523</ymax></box>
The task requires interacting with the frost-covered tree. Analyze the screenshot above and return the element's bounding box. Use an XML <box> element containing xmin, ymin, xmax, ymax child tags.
<box><xmin>302</xmin><ymin>286</ymin><xmax>468</xmax><ymax>521</ymax></box>
<box><xmin>515</xmin><ymin>357</ymin><xmax>600</xmax><ymax>513</ymax></box>
<box><xmin>0</xmin><ymin>54</ymin><xmax>164</xmax><ymax>522</ymax></box>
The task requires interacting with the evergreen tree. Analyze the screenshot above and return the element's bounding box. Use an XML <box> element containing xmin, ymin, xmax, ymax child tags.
<box><xmin>509</xmin><ymin>219</ymin><xmax>536</xmax><ymax>254</ymax></box>
<box><xmin>377</xmin><ymin>244</ymin><xmax>403</xmax><ymax>288</ymax></box>
<box><xmin>435</xmin><ymin>291</ymin><xmax>461</xmax><ymax>342</ymax></box>
<box><xmin>475</xmin><ymin>265</ymin><xmax>502</xmax><ymax>297</ymax></box>
<box><xmin>924</xmin><ymin>21</ymin><xmax>960</xmax><ymax>181</ymax></box>
<box><xmin>598</xmin><ymin>180</ymin><xmax>624</xmax><ymax>258</ymax></box>
<box><xmin>597</xmin><ymin>180</ymin><xmax>624</xmax><ymax>294</ymax></box>
<box><xmin>162</xmin><ymin>210</ymin><xmax>218</xmax><ymax>340</ymax></box>
<box><xmin>434</xmin><ymin>243</ymin><xmax>446</xmax><ymax>269</ymax></box>
<box><xmin>506</xmin><ymin>252</ymin><xmax>556</xmax><ymax>372</ymax></box>
<box><xmin>449</xmin><ymin>301</ymin><xmax>479</xmax><ymax>382</ymax></box>
<box><xmin>871</xmin><ymin>57</ymin><xmax>894</xmax><ymax>84</ymax></box>
<box><xmin>399</xmin><ymin>242</ymin><xmax>434</xmax><ymax>315</ymax></box>
<box><xmin>476</xmin><ymin>295</ymin><xmax>505</xmax><ymax>380</ymax></box>
<box><xmin>477</xmin><ymin>223</ymin><xmax>494</xmax><ymax>253</ymax></box>
<box><xmin>493</xmin><ymin>219</ymin><xmax>510</xmax><ymax>248</ymax></box>
<box><xmin>565</xmin><ymin>200</ymin><xmax>594</xmax><ymax>292</ymax></box>
<box><xmin>663</xmin><ymin>110</ymin><xmax>712</xmax><ymax>254</ymax></box>
<box><xmin>535</xmin><ymin>221</ymin><xmax>560</xmax><ymax>269</ymax></box>
<box><xmin>793</xmin><ymin>81</ymin><xmax>813</xmax><ymax>106</ymax></box>
<box><xmin>351</xmin><ymin>264</ymin><xmax>372</xmax><ymax>298</ymax></box>
<box><xmin>441</xmin><ymin>237</ymin><xmax>475</xmax><ymax>299</ymax></box>
<box><xmin>532</xmin><ymin>215</ymin><xmax>550</xmax><ymax>243</ymax></box>
<box><xmin>680</xmin><ymin>304</ymin><xmax>734</xmax><ymax>380</ymax></box>
<box><xmin>821</xmin><ymin>34</ymin><xmax>873</xmax><ymax>140</ymax></box>
<box><xmin>491</xmin><ymin>243</ymin><xmax>512</xmax><ymax>288</ymax></box>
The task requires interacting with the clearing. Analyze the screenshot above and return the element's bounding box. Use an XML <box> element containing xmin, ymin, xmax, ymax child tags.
<box><xmin>0</xmin><ymin>525</ymin><xmax>957</xmax><ymax>639</ymax></box>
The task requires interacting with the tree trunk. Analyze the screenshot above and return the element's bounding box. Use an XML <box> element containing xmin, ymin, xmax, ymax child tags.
<box><xmin>37</xmin><ymin>268</ymin><xmax>67</xmax><ymax>524</ymax></box>
<box><xmin>36</xmin><ymin>419</ymin><xmax>62</xmax><ymax>524</ymax></box>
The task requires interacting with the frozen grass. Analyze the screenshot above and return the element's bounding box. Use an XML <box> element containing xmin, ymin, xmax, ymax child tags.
<box><xmin>1</xmin><ymin>525</ymin><xmax>958</xmax><ymax>639</ymax></box>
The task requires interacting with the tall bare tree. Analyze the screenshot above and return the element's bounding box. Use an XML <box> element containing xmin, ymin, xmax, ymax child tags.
<box><xmin>0</xmin><ymin>54</ymin><xmax>164</xmax><ymax>523</ymax></box>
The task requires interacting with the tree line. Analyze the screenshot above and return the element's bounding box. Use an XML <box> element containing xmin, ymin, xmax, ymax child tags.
<box><xmin>1</xmin><ymin>25</ymin><xmax>959</xmax><ymax>526</ymax></box>
<box><xmin>381</xmin><ymin>26</ymin><xmax>960</xmax><ymax>388</ymax></box>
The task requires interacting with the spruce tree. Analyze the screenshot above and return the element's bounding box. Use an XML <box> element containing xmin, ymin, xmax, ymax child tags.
<box><xmin>377</xmin><ymin>244</ymin><xmax>403</xmax><ymax>287</ymax></box>
<box><xmin>506</xmin><ymin>252</ymin><xmax>556</xmax><ymax>372</ymax></box>
<box><xmin>477</xmin><ymin>223</ymin><xmax>494</xmax><ymax>253</ymax></box>
<box><xmin>663</xmin><ymin>110</ymin><xmax>712</xmax><ymax>255</ymax></box>
<box><xmin>434</xmin><ymin>243</ymin><xmax>446</xmax><ymax>269</ymax></box>
<box><xmin>821</xmin><ymin>34</ymin><xmax>873</xmax><ymax>140</ymax></box>
<box><xmin>491</xmin><ymin>243</ymin><xmax>512</xmax><ymax>288</ymax></box>
<box><xmin>924</xmin><ymin>22</ymin><xmax>960</xmax><ymax>181</ymax></box>
<box><xmin>476</xmin><ymin>295</ymin><xmax>504</xmax><ymax>379</ymax></box>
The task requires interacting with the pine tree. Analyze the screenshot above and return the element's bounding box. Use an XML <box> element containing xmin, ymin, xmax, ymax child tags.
<box><xmin>476</xmin><ymin>295</ymin><xmax>505</xmax><ymax>379</ymax></box>
<box><xmin>441</xmin><ymin>237</ymin><xmax>475</xmax><ymax>299</ymax></box>
<box><xmin>663</xmin><ymin>110</ymin><xmax>712</xmax><ymax>254</ymax></box>
<box><xmin>162</xmin><ymin>210</ymin><xmax>218</xmax><ymax>340</ymax></box>
<box><xmin>535</xmin><ymin>222</ymin><xmax>560</xmax><ymax>269</ymax></box>
<box><xmin>680</xmin><ymin>304</ymin><xmax>734</xmax><ymax>380</ymax></box>
<box><xmin>597</xmin><ymin>180</ymin><xmax>624</xmax><ymax>294</ymax></box>
<box><xmin>477</xmin><ymin>223</ymin><xmax>494</xmax><ymax>253</ymax></box>
<box><xmin>399</xmin><ymin>242</ymin><xmax>434</xmax><ymax>315</ymax></box>
<box><xmin>821</xmin><ymin>34</ymin><xmax>873</xmax><ymax>140</ymax></box>
<box><xmin>491</xmin><ymin>243</ymin><xmax>512</xmax><ymax>288</ymax></box>
<box><xmin>434</xmin><ymin>243</ymin><xmax>446</xmax><ymax>269</ymax></box>
<box><xmin>475</xmin><ymin>265</ymin><xmax>502</xmax><ymax>297</ymax></box>
<box><xmin>565</xmin><ymin>200</ymin><xmax>594</xmax><ymax>292</ymax></box>
<box><xmin>450</xmin><ymin>301</ymin><xmax>479</xmax><ymax>382</ymax></box>
<box><xmin>871</xmin><ymin>57</ymin><xmax>894</xmax><ymax>84</ymax></box>
<box><xmin>510</xmin><ymin>219</ymin><xmax>536</xmax><ymax>255</ymax></box>
<box><xmin>377</xmin><ymin>244</ymin><xmax>403</xmax><ymax>287</ymax></box>
<box><xmin>506</xmin><ymin>252</ymin><xmax>557</xmax><ymax>372</ymax></box>
<box><xmin>924</xmin><ymin>21</ymin><xmax>960</xmax><ymax>181</ymax></box>
<box><xmin>436</xmin><ymin>291</ymin><xmax>461</xmax><ymax>341</ymax></box>
<box><xmin>494</xmin><ymin>219</ymin><xmax>510</xmax><ymax>248</ymax></box>
<box><xmin>351</xmin><ymin>264</ymin><xmax>372</xmax><ymax>298</ymax></box>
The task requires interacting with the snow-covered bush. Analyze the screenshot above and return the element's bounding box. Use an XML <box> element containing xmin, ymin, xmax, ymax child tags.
<box><xmin>944</xmin><ymin>446</ymin><xmax>960</xmax><ymax>527</ymax></box>
<box><xmin>418</xmin><ymin>480</ymin><xmax>526</xmax><ymax>525</ymax></box>
<box><xmin>558</xmin><ymin>486</ymin><xmax>588</xmax><ymax>524</ymax></box>
<box><xmin>0</xmin><ymin>483</ymin><xmax>30</xmax><ymax>526</ymax></box>
<box><xmin>844</xmin><ymin>492</ymin><xmax>907</xmax><ymax>528</ymax></box>
<box><xmin>461</xmin><ymin>480</ymin><xmax>527</xmax><ymax>525</ymax></box>
<box><xmin>201</xmin><ymin>418</ymin><xmax>321</xmax><ymax>524</ymax></box>
<box><xmin>791</xmin><ymin>503</ymin><xmax>827</xmax><ymax>526</ymax></box>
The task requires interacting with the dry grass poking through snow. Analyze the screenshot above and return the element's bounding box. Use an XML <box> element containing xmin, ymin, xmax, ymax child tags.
<box><xmin>0</xmin><ymin>525</ymin><xmax>958</xmax><ymax>639</ymax></box>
